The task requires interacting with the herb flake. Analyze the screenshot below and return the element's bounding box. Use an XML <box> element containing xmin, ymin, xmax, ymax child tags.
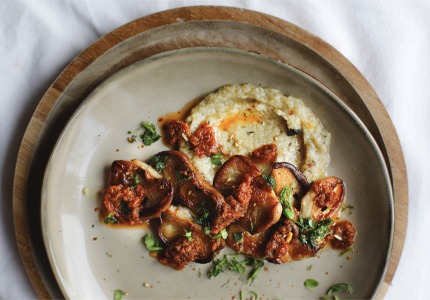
<box><xmin>210</xmin><ymin>152</ymin><xmax>223</xmax><ymax>166</ymax></box>
<box><xmin>113</xmin><ymin>289</ymin><xmax>123</xmax><ymax>300</ymax></box>
<box><xmin>262</xmin><ymin>173</ymin><xmax>276</xmax><ymax>188</ymax></box>
<box><xmin>103</xmin><ymin>213</ymin><xmax>118</xmax><ymax>224</ymax></box>
<box><xmin>326</xmin><ymin>283</ymin><xmax>353</xmax><ymax>295</ymax></box>
<box><xmin>143</xmin><ymin>233</ymin><xmax>164</xmax><ymax>252</ymax></box>
<box><xmin>140</xmin><ymin>121</ymin><xmax>161</xmax><ymax>146</ymax></box>
<box><xmin>304</xmin><ymin>278</ymin><xmax>319</xmax><ymax>289</ymax></box>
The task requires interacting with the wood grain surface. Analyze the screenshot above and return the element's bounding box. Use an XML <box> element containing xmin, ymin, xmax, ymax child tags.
<box><xmin>13</xmin><ymin>6</ymin><xmax>407</xmax><ymax>299</ymax></box>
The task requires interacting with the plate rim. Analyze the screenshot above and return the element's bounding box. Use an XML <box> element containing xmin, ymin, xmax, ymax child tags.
<box><xmin>41</xmin><ymin>46</ymin><xmax>395</xmax><ymax>299</ymax></box>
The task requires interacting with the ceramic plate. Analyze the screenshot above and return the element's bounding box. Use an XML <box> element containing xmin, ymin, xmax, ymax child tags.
<box><xmin>42</xmin><ymin>47</ymin><xmax>393</xmax><ymax>299</ymax></box>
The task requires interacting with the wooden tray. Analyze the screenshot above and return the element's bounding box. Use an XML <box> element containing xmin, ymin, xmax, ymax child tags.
<box><xmin>13</xmin><ymin>6</ymin><xmax>407</xmax><ymax>299</ymax></box>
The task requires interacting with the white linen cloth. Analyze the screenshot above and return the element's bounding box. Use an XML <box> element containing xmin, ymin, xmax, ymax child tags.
<box><xmin>1</xmin><ymin>0</ymin><xmax>428</xmax><ymax>299</ymax></box>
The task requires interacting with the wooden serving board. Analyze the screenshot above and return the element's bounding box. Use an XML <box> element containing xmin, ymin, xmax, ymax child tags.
<box><xmin>13</xmin><ymin>6</ymin><xmax>407</xmax><ymax>299</ymax></box>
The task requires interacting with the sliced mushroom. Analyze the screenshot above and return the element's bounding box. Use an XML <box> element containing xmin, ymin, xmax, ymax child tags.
<box><xmin>102</xmin><ymin>160</ymin><xmax>173</xmax><ymax>225</ymax></box>
<box><xmin>264</xmin><ymin>218</ymin><xmax>316</xmax><ymax>263</ymax></box>
<box><xmin>153</xmin><ymin>151</ymin><xmax>247</xmax><ymax>235</ymax></box>
<box><xmin>225</xmin><ymin>223</ymin><xmax>270</xmax><ymax>259</ymax></box>
<box><xmin>109</xmin><ymin>160</ymin><xmax>138</xmax><ymax>185</ymax></box>
<box><xmin>271</xmin><ymin>162</ymin><xmax>309</xmax><ymax>200</ymax></box>
<box><xmin>213</xmin><ymin>155</ymin><xmax>261</xmax><ymax>196</ymax></box>
<box><xmin>131</xmin><ymin>159</ymin><xmax>162</xmax><ymax>179</ymax></box>
<box><xmin>156</xmin><ymin>206</ymin><xmax>225</xmax><ymax>269</ymax></box>
<box><xmin>301</xmin><ymin>176</ymin><xmax>345</xmax><ymax>222</ymax></box>
<box><xmin>236</xmin><ymin>176</ymin><xmax>282</xmax><ymax>234</ymax></box>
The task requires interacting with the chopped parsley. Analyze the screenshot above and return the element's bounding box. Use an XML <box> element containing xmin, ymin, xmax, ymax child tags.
<box><xmin>113</xmin><ymin>289</ymin><xmax>123</xmax><ymax>300</ymax></box>
<box><xmin>143</xmin><ymin>233</ymin><xmax>164</xmax><ymax>252</ymax></box>
<box><xmin>340</xmin><ymin>248</ymin><xmax>354</xmax><ymax>257</ymax></box>
<box><xmin>233</xmin><ymin>232</ymin><xmax>243</xmax><ymax>243</ymax></box>
<box><xmin>210</xmin><ymin>152</ymin><xmax>223</xmax><ymax>166</ymax></box>
<box><xmin>295</xmin><ymin>217</ymin><xmax>332</xmax><ymax>248</ymax></box>
<box><xmin>245</xmin><ymin>257</ymin><xmax>264</xmax><ymax>285</ymax></box>
<box><xmin>130</xmin><ymin>174</ymin><xmax>139</xmax><ymax>189</ymax></box>
<box><xmin>326</xmin><ymin>283</ymin><xmax>353</xmax><ymax>295</ymax></box>
<box><xmin>261</xmin><ymin>173</ymin><xmax>276</xmax><ymax>189</ymax></box>
<box><xmin>208</xmin><ymin>254</ymin><xmax>264</xmax><ymax>286</ymax></box>
<box><xmin>140</xmin><ymin>121</ymin><xmax>161</xmax><ymax>146</ymax></box>
<box><xmin>213</xmin><ymin>228</ymin><xmax>228</xmax><ymax>240</ymax></box>
<box><xmin>149</xmin><ymin>154</ymin><xmax>166</xmax><ymax>172</ymax></box>
<box><xmin>103</xmin><ymin>213</ymin><xmax>118</xmax><ymax>224</ymax></box>
<box><xmin>183</xmin><ymin>228</ymin><xmax>193</xmax><ymax>242</ymax></box>
<box><xmin>195</xmin><ymin>202</ymin><xmax>211</xmax><ymax>233</ymax></box>
<box><xmin>279</xmin><ymin>186</ymin><xmax>295</xmax><ymax>220</ymax></box>
<box><xmin>341</xmin><ymin>204</ymin><xmax>355</xmax><ymax>212</ymax></box>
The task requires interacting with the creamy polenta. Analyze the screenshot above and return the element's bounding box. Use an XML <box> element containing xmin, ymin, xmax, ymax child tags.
<box><xmin>179</xmin><ymin>84</ymin><xmax>331</xmax><ymax>183</ymax></box>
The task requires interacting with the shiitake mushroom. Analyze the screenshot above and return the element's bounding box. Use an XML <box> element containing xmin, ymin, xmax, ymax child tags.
<box><xmin>270</xmin><ymin>162</ymin><xmax>309</xmax><ymax>201</ymax></box>
<box><xmin>102</xmin><ymin>160</ymin><xmax>173</xmax><ymax>224</ymax></box>
<box><xmin>152</xmin><ymin>151</ymin><xmax>249</xmax><ymax>235</ymax></box>
<box><xmin>155</xmin><ymin>206</ymin><xmax>225</xmax><ymax>268</ymax></box>
<box><xmin>301</xmin><ymin>176</ymin><xmax>345</xmax><ymax>222</ymax></box>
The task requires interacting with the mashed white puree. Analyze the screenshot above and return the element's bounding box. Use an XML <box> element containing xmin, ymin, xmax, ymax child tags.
<box><xmin>180</xmin><ymin>84</ymin><xmax>330</xmax><ymax>183</ymax></box>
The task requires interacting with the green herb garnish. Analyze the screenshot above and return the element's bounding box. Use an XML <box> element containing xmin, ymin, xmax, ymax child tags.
<box><xmin>213</xmin><ymin>228</ymin><xmax>228</xmax><ymax>240</ymax></box>
<box><xmin>130</xmin><ymin>174</ymin><xmax>139</xmax><ymax>189</ymax></box>
<box><xmin>210</xmin><ymin>152</ymin><xmax>223</xmax><ymax>166</ymax></box>
<box><xmin>279</xmin><ymin>186</ymin><xmax>295</xmax><ymax>220</ymax></box>
<box><xmin>341</xmin><ymin>204</ymin><xmax>355</xmax><ymax>212</ymax></box>
<box><xmin>261</xmin><ymin>173</ymin><xmax>276</xmax><ymax>188</ymax></box>
<box><xmin>143</xmin><ymin>233</ymin><xmax>164</xmax><ymax>252</ymax></box>
<box><xmin>113</xmin><ymin>289</ymin><xmax>123</xmax><ymax>300</ymax></box>
<box><xmin>233</xmin><ymin>232</ymin><xmax>243</xmax><ymax>243</ymax></box>
<box><xmin>295</xmin><ymin>217</ymin><xmax>332</xmax><ymax>248</ymax></box>
<box><xmin>304</xmin><ymin>278</ymin><xmax>319</xmax><ymax>289</ymax></box>
<box><xmin>140</xmin><ymin>121</ymin><xmax>161</xmax><ymax>146</ymax></box>
<box><xmin>150</xmin><ymin>154</ymin><xmax>166</xmax><ymax>172</ymax></box>
<box><xmin>245</xmin><ymin>257</ymin><xmax>264</xmax><ymax>285</ymax></box>
<box><xmin>326</xmin><ymin>283</ymin><xmax>353</xmax><ymax>295</ymax></box>
<box><xmin>195</xmin><ymin>202</ymin><xmax>211</xmax><ymax>232</ymax></box>
<box><xmin>183</xmin><ymin>228</ymin><xmax>193</xmax><ymax>242</ymax></box>
<box><xmin>208</xmin><ymin>254</ymin><xmax>247</xmax><ymax>278</ymax></box>
<box><xmin>340</xmin><ymin>248</ymin><xmax>354</xmax><ymax>256</ymax></box>
<box><xmin>103</xmin><ymin>213</ymin><xmax>118</xmax><ymax>224</ymax></box>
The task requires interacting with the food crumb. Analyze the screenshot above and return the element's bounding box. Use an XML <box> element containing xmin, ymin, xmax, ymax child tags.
<box><xmin>82</xmin><ymin>187</ymin><xmax>89</xmax><ymax>196</ymax></box>
<box><xmin>143</xmin><ymin>282</ymin><xmax>152</xmax><ymax>288</ymax></box>
<box><xmin>92</xmin><ymin>237</ymin><xmax>97</xmax><ymax>241</ymax></box>
<box><xmin>123</xmin><ymin>291</ymin><xmax>129</xmax><ymax>296</ymax></box>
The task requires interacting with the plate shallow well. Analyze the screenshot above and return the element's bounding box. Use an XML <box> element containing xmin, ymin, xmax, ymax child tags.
<box><xmin>41</xmin><ymin>47</ymin><xmax>393</xmax><ymax>299</ymax></box>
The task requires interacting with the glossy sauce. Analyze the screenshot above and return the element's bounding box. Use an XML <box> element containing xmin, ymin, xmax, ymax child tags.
<box><xmin>218</xmin><ymin>109</ymin><xmax>261</xmax><ymax>131</ymax></box>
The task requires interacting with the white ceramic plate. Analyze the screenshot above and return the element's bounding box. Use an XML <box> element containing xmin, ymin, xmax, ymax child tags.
<box><xmin>42</xmin><ymin>47</ymin><xmax>393</xmax><ymax>299</ymax></box>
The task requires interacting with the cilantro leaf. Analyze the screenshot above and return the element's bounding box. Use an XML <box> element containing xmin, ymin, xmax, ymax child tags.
<box><xmin>210</xmin><ymin>152</ymin><xmax>223</xmax><ymax>166</ymax></box>
<box><xmin>304</xmin><ymin>278</ymin><xmax>319</xmax><ymax>289</ymax></box>
<box><xmin>103</xmin><ymin>213</ymin><xmax>118</xmax><ymax>224</ymax></box>
<box><xmin>261</xmin><ymin>173</ymin><xmax>276</xmax><ymax>188</ymax></box>
<box><xmin>140</xmin><ymin>121</ymin><xmax>161</xmax><ymax>146</ymax></box>
<box><xmin>149</xmin><ymin>155</ymin><xmax>166</xmax><ymax>172</ymax></box>
<box><xmin>143</xmin><ymin>233</ymin><xmax>164</xmax><ymax>252</ymax></box>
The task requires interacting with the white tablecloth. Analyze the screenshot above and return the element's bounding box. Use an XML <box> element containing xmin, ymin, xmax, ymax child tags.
<box><xmin>1</xmin><ymin>0</ymin><xmax>428</xmax><ymax>299</ymax></box>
